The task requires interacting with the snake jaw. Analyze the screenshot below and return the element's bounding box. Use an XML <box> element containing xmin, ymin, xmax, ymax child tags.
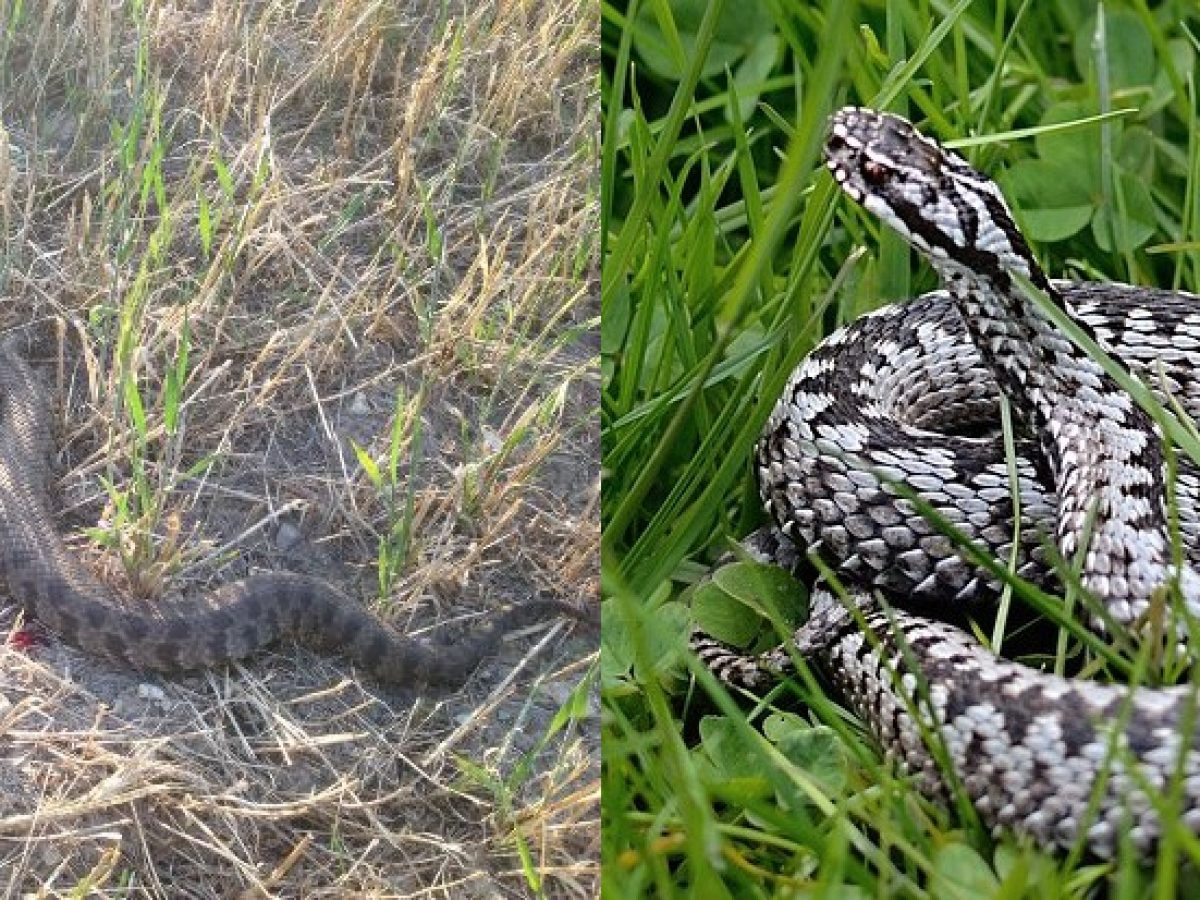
<box><xmin>825</xmin><ymin>109</ymin><xmax>959</xmax><ymax>271</ymax></box>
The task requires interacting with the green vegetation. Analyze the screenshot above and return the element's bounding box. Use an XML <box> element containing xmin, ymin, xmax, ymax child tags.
<box><xmin>601</xmin><ymin>0</ymin><xmax>1200</xmax><ymax>895</ymax></box>
<box><xmin>0</xmin><ymin>0</ymin><xmax>596</xmax><ymax>894</ymax></box>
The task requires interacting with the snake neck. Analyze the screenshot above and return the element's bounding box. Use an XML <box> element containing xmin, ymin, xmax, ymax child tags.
<box><xmin>824</xmin><ymin>107</ymin><xmax>1189</xmax><ymax>622</ymax></box>
<box><xmin>939</xmin><ymin>262</ymin><xmax>1178</xmax><ymax>618</ymax></box>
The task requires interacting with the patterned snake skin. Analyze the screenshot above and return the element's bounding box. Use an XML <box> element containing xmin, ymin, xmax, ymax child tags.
<box><xmin>692</xmin><ymin>109</ymin><xmax>1200</xmax><ymax>857</ymax></box>
<box><xmin>0</xmin><ymin>343</ymin><xmax>578</xmax><ymax>688</ymax></box>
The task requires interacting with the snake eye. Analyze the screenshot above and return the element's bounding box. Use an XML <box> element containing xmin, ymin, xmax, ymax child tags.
<box><xmin>862</xmin><ymin>160</ymin><xmax>889</xmax><ymax>185</ymax></box>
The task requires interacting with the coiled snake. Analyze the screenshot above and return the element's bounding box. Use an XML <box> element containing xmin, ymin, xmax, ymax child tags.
<box><xmin>0</xmin><ymin>343</ymin><xmax>580</xmax><ymax>688</ymax></box>
<box><xmin>692</xmin><ymin>108</ymin><xmax>1200</xmax><ymax>857</ymax></box>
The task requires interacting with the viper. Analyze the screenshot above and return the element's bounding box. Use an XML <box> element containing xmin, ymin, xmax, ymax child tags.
<box><xmin>692</xmin><ymin>108</ymin><xmax>1200</xmax><ymax>858</ymax></box>
<box><xmin>0</xmin><ymin>343</ymin><xmax>582</xmax><ymax>688</ymax></box>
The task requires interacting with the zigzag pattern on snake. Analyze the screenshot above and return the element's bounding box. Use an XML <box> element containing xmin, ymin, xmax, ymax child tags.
<box><xmin>0</xmin><ymin>343</ymin><xmax>577</xmax><ymax>688</ymax></box>
<box><xmin>692</xmin><ymin>108</ymin><xmax>1200</xmax><ymax>857</ymax></box>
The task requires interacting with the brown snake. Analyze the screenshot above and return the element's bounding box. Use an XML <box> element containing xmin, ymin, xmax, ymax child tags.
<box><xmin>0</xmin><ymin>343</ymin><xmax>580</xmax><ymax>687</ymax></box>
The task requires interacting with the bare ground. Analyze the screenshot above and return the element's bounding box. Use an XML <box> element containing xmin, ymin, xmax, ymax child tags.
<box><xmin>0</xmin><ymin>0</ymin><xmax>598</xmax><ymax>895</ymax></box>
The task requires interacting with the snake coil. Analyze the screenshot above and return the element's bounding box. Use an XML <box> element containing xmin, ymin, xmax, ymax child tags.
<box><xmin>693</xmin><ymin>108</ymin><xmax>1200</xmax><ymax>858</ymax></box>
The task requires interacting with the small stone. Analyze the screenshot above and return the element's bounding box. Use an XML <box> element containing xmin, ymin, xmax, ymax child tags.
<box><xmin>541</xmin><ymin>682</ymin><xmax>575</xmax><ymax>708</ymax></box>
<box><xmin>348</xmin><ymin>392</ymin><xmax>371</xmax><ymax>416</ymax></box>
<box><xmin>482</xmin><ymin>427</ymin><xmax>503</xmax><ymax>452</ymax></box>
<box><xmin>136</xmin><ymin>683</ymin><xmax>165</xmax><ymax>702</ymax></box>
<box><xmin>275</xmin><ymin>522</ymin><xmax>304</xmax><ymax>552</ymax></box>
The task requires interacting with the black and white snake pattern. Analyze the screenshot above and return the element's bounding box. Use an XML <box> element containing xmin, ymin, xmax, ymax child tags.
<box><xmin>692</xmin><ymin>108</ymin><xmax>1200</xmax><ymax>858</ymax></box>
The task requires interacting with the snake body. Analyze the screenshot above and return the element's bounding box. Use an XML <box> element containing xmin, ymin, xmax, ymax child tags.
<box><xmin>693</xmin><ymin>109</ymin><xmax>1200</xmax><ymax>857</ymax></box>
<box><xmin>0</xmin><ymin>344</ymin><xmax>573</xmax><ymax>688</ymax></box>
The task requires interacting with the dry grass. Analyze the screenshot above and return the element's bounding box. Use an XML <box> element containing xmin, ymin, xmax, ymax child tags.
<box><xmin>0</xmin><ymin>0</ymin><xmax>597</xmax><ymax>896</ymax></box>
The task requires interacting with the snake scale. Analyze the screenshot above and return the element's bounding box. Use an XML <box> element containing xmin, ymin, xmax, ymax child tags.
<box><xmin>692</xmin><ymin>108</ymin><xmax>1200</xmax><ymax>857</ymax></box>
<box><xmin>0</xmin><ymin>343</ymin><xmax>578</xmax><ymax>688</ymax></box>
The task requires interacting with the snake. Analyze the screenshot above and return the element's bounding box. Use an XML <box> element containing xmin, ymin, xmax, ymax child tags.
<box><xmin>691</xmin><ymin>107</ymin><xmax>1200</xmax><ymax>858</ymax></box>
<box><xmin>0</xmin><ymin>342</ymin><xmax>581</xmax><ymax>688</ymax></box>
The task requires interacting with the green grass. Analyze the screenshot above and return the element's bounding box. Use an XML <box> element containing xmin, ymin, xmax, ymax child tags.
<box><xmin>0</xmin><ymin>0</ymin><xmax>597</xmax><ymax>893</ymax></box>
<box><xmin>601</xmin><ymin>0</ymin><xmax>1200</xmax><ymax>895</ymax></box>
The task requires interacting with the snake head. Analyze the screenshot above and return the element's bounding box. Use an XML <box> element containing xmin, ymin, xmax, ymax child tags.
<box><xmin>824</xmin><ymin>106</ymin><xmax>1037</xmax><ymax>284</ymax></box>
<box><xmin>825</xmin><ymin>107</ymin><xmax>946</xmax><ymax>204</ymax></box>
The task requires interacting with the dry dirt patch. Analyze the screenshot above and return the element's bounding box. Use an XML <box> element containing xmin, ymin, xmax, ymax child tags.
<box><xmin>0</xmin><ymin>0</ymin><xmax>597</xmax><ymax>895</ymax></box>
